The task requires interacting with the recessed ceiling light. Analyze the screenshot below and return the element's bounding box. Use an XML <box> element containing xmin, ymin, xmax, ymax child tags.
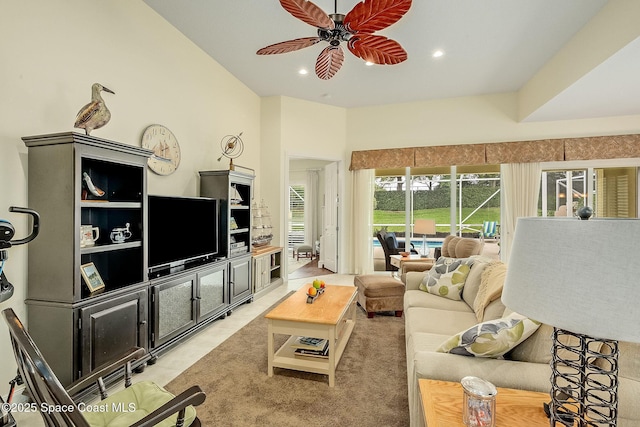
<box><xmin>365</xmin><ymin>61</ymin><xmax>374</xmax><ymax>66</ymax></box>
<box><xmin>298</xmin><ymin>68</ymin><xmax>309</xmax><ymax>75</ymax></box>
<box><xmin>432</xmin><ymin>50</ymin><xmax>444</xmax><ymax>58</ymax></box>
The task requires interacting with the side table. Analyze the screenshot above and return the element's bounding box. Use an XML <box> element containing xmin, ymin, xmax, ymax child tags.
<box><xmin>419</xmin><ymin>379</ymin><xmax>550</xmax><ymax>426</ymax></box>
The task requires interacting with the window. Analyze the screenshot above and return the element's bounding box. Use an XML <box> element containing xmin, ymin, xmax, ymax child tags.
<box><xmin>540</xmin><ymin>167</ymin><xmax>638</xmax><ymax>218</ymax></box>
<box><xmin>373</xmin><ymin>166</ymin><xmax>501</xmax><ymax>246</ymax></box>
<box><xmin>288</xmin><ymin>185</ymin><xmax>305</xmax><ymax>250</ymax></box>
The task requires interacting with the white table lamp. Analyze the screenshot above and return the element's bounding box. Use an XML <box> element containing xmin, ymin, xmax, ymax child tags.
<box><xmin>502</xmin><ymin>216</ymin><xmax>640</xmax><ymax>426</ymax></box>
<box><xmin>413</xmin><ymin>219</ymin><xmax>436</xmax><ymax>258</ymax></box>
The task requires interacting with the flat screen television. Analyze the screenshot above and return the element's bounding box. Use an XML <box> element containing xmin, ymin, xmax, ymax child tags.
<box><xmin>148</xmin><ymin>195</ymin><xmax>219</xmax><ymax>277</ymax></box>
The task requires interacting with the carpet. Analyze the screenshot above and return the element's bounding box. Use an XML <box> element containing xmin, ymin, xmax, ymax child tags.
<box><xmin>166</xmin><ymin>293</ymin><xmax>409</xmax><ymax>426</ymax></box>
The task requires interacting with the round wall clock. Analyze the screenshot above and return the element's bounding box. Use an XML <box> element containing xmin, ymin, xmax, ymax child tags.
<box><xmin>141</xmin><ymin>124</ymin><xmax>181</xmax><ymax>175</ymax></box>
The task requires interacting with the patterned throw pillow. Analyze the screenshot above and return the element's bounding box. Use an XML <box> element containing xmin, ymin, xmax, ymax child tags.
<box><xmin>419</xmin><ymin>257</ymin><xmax>474</xmax><ymax>300</ymax></box>
<box><xmin>436</xmin><ymin>313</ymin><xmax>541</xmax><ymax>358</ymax></box>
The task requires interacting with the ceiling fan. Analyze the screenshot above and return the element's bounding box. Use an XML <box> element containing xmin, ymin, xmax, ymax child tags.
<box><xmin>257</xmin><ymin>0</ymin><xmax>412</xmax><ymax>80</ymax></box>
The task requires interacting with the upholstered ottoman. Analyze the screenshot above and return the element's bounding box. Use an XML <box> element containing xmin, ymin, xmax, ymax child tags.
<box><xmin>294</xmin><ymin>244</ymin><xmax>314</xmax><ymax>260</ymax></box>
<box><xmin>353</xmin><ymin>274</ymin><xmax>405</xmax><ymax>318</ymax></box>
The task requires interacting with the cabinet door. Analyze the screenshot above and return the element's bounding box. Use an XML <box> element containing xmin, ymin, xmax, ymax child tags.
<box><xmin>151</xmin><ymin>274</ymin><xmax>197</xmax><ymax>348</ymax></box>
<box><xmin>79</xmin><ymin>289</ymin><xmax>148</xmax><ymax>379</ymax></box>
<box><xmin>229</xmin><ymin>255</ymin><xmax>251</xmax><ymax>304</ymax></box>
<box><xmin>261</xmin><ymin>256</ymin><xmax>271</xmax><ymax>289</ymax></box>
<box><xmin>197</xmin><ymin>262</ymin><xmax>228</xmax><ymax>322</ymax></box>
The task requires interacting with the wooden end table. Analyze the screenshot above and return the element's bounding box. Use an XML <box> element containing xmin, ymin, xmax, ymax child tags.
<box><xmin>419</xmin><ymin>379</ymin><xmax>550</xmax><ymax>426</ymax></box>
<box><xmin>265</xmin><ymin>285</ymin><xmax>357</xmax><ymax>387</ymax></box>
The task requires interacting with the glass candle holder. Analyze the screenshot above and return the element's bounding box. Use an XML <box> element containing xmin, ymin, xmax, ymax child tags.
<box><xmin>461</xmin><ymin>376</ymin><xmax>497</xmax><ymax>427</ymax></box>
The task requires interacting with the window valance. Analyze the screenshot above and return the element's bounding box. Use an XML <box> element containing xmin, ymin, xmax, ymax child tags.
<box><xmin>349</xmin><ymin>134</ymin><xmax>640</xmax><ymax>170</ymax></box>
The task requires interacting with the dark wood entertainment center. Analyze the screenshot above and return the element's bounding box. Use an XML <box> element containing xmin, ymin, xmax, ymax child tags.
<box><xmin>22</xmin><ymin>132</ymin><xmax>254</xmax><ymax>386</ymax></box>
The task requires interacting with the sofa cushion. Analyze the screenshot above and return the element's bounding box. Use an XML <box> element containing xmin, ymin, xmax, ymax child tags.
<box><xmin>619</xmin><ymin>342</ymin><xmax>640</xmax><ymax>382</ymax></box>
<box><xmin>482</xmin><ymin>298</ymin><xmax>507</xmax><ymax>321</ymax></box>
<box><xmin>404</xmin><ymin>289</ymin><xmax>474</xmax><ymax>312</ymax></box>
<box><xmin>461</xmin><ymin>257</ymin><xmax>491</xmax><ymax>308</ymax></box>
<box><xmin>474</xmin><ymin>261</ymin><xmax>507</xmax><ymax>322</ymax></box>
<box><xmin>506</xmin><ymin>323</ymin><xmax>554</xmax><ymax>364</ymax></box>
<box><xmin>436</xmin><ymin>313</ymin><xmax>541</xmax><ymax>358</ymax></box>
<box><xmin>405</xmin><ymin>307</ymin><xmax>479</xmax><ymax>337</ymax></box>
<box><xmin>506</xmin><ymin>323</ymin><xmax>607</xmax><ymax>365</ymax></box>
<box><xmin>593</xmin><ymin>341</ymin><xmax>640</xmax><ymax>382</ymax></box>
<box><xmin>419</xmin><ymin>257</ymin><xmax>474</xmax><ymax>300</ymax></box>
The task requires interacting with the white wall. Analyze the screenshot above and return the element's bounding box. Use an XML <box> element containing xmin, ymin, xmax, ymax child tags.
<box><xmin>0</xmin><ymin>1</ymin><xmax>261</xmax><ymax>387</ymax></box>
<box><xmin>261</xmin><ymin>97</ymin><xmax>348</xmax><ymax>271</ymax></box>
<box><xmin>346</xmin><ymin>92</ymin><xmax>640</xmax><ymax>150</ymax></box>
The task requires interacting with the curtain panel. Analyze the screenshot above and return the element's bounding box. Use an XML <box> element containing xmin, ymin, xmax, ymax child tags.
<box><xmin>500</xmin><ymin>163</ymin><xmax>542</xmax><ymax>262</ymax></box>
<box><xmin>349</xmin><ymin>169</ymin><xmax>374</xmax><ymax>274</ymax></box>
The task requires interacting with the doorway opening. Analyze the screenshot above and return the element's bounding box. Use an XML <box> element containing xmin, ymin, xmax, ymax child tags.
<box><xmin>286</xmin><ymin>157</ymin><xmax>340</xmax><ymax>279</ymax></box>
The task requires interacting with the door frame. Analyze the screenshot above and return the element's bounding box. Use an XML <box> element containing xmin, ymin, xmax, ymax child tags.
<box><xmin>283</xmin><ymin>153</ymin><xmax>343</xmax><ymax>275</ymax></box>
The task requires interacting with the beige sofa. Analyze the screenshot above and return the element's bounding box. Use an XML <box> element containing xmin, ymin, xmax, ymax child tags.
<box><xmin>404</xmin><ymin>252</ymin><xmax>640</xmax><ymax>427</ymax></box>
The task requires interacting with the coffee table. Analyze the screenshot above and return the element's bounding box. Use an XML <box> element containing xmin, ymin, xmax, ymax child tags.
<box><xmin>419</xmin><ymin>379</ymin><xmax>550</xmax><ymax>426</ymax></box>
<box><xmin>265</xmin><ymin>285</ymin><xmax>357</xmax><ymax>387</ymax></box>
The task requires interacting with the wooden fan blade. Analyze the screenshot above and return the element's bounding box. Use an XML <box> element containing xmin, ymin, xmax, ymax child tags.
<box><xmin>315</xmin><ymin>45</ymin><xmax>344</xmax><ymax>80</ymax></box>
<box><xmin>348</xmin><ymin>34</ymin><xmax>407</xmax><ymax>65</ymax></box>
<box><xmin>344</xmin><ymin>0</ymin><xmax>412</xmax><ymax>34</ymax></box>
<box><xmin>280</xmin><ymin>0</ymin><xmax>334</xmax><ymax>30</ymax></box>
<box><xmin>257</xmin><ymin>37</ymin><xmax>321</xmax><ymax>55</ymax></box>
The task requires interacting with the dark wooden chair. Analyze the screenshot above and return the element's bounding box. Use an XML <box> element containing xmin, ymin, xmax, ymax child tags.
<box><xmin>377</xmin><ymin>230</ymin><xmax>417</xmax><ymax>272</ymax></box>
<box><xmin>2</xmin><ymin>308</ymin><xmax>206</xmax><ymax>427</ymax></box>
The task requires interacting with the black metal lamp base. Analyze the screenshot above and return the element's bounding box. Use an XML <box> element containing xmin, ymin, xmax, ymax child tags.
<box><xmin>550</xmin><ymin>328</ymin><xmax>619</xmax><ymax>426</ymax></box>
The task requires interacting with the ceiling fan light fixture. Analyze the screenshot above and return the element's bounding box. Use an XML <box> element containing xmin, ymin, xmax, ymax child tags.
<box><xmin>257</xmin><ymin>0</ymin><xmax>412</xmax><ymax>79</ymax></box>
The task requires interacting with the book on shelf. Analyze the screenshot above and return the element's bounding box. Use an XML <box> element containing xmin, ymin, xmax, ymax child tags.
<box><xmin>294</xmin><ymin>340</ymin><xmax>329</xmax><ymax>359</ymax></box>
<box><xmin>291</xmin><ymin>336</ymin><xmax>327</xmax><ymax>351</ymax></box>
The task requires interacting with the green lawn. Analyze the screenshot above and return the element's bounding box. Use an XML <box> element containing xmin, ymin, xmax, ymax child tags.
<box><xmin>374</xmin><ymin>208</ymin><xmax>500</xmax><ymax>234</ymax></box>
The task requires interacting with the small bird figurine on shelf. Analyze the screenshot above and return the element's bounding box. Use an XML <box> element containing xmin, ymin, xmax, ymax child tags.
<box><xmin>74</xmin><ymin>83</ymin><xmax>115</xmax><ymax>135</ymax></box>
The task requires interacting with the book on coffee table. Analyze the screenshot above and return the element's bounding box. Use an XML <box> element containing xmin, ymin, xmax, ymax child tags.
<box><xmin>294</xmin><ymin>340</ymin><xmax>329</xmax><ymax>359</ymax></box>
<box><xmin>291</xmin><ymin>336</ymin><xmax>327</xmax><ymax>351</ymax></box>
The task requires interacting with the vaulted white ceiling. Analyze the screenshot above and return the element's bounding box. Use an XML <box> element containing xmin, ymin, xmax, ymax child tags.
<box><xmin>144</xmin><ymin>0</ymin><xmax>640</xmax><ymax>122</ymax></box>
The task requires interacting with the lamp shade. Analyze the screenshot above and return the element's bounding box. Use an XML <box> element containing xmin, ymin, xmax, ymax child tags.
<box><xmin>502</xmin><ymin>217</ymin><xmax>640</xmax><ymax>343</ymax></box>
<box><xmin>414</xmin><ymin>219</ymin><xmax>436</xmax><ymax>235</ymax></box>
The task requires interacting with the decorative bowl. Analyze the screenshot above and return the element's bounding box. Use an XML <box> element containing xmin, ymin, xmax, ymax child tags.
<box><xmin>399</xmin><ymin>251</ymin><xmax>410</xmax><ymax>257</ymax></box>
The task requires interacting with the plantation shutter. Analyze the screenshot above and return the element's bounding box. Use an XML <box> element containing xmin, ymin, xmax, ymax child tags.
<box><xmin>289</xmin><ymin>185</ymin><xmax>305</xmax><ymax>249</ymax></box>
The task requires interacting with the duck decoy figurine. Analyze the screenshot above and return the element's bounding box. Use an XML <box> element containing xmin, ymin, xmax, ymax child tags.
<box><xmin>82</xmin><ymin>172</ymin><xmax>105</xmax><ymax>197</ymax></box>
<box><xmin>74</xmin><ymin>83</ymin><xmax>115</xmax><ymax>135</ymax></box>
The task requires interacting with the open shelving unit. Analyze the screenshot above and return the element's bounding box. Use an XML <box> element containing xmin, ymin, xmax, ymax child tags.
<box><xmin>23</xmin><ymin>132</ymin><xmax>152</xmax><ymax>386</ymax></box>
<box><xmin>199</xmin><ymin>169</ymin><xmax>254</xmax><ymax>307</ymax></box>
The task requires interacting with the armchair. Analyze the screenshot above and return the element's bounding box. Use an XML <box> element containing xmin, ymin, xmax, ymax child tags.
<box><xmin>2</xmin><ymin>308</ymin><xmax>205</xmax><ymax>427</ymax></box>
<box><xmin>376</xmin><ymin>230</ymin><xmax>417</xmax><ymax>272</ymax></box>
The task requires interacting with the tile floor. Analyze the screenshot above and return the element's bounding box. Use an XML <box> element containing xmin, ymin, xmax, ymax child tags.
<box><xmin>11</xmin><ymin>272</ymin><xmax>358</xmax><ymax>426</ymax></box>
